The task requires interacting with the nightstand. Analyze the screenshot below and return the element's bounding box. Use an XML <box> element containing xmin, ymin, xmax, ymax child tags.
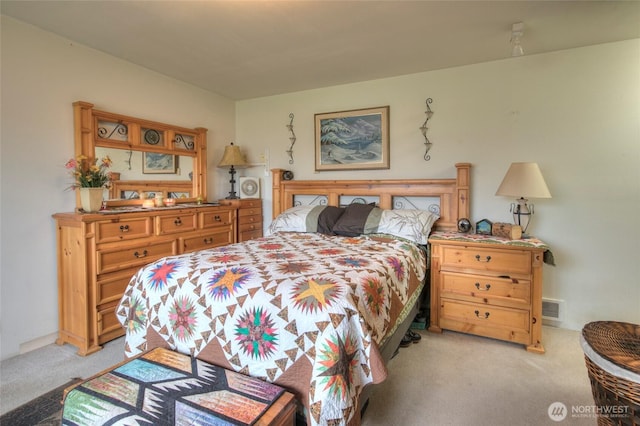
<box><xmin>428</xmin><ymin>231</ymin><xmax>549</xmax><ymax>353</ymax></box>
<box><xmin>218</xmin><ymin>198</ymin><xmax>263</xmax><ymax>242</ymax></box>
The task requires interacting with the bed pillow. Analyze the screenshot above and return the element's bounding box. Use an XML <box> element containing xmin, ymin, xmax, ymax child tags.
<box><xmin>332</xmin><ymin>205</ymin><xmax>439</xmax><ymax>243</ymax></box>
<box><xmin>267</xmin><ymin>205</ymin><xmax>326</xmax><ymax>234</ymax></box>
<box><xmin>331</xmin><ymin>203</ymin><xmax>382</xmax><ymax>237</ymax></box>
<box><xmin>374</xmin><ymin>209</ymin><xmax>439</xmax><ymax>244</ymax></box>
<box><xmin>317</xmin><ymin>206</ymin><xmax>345</xmax><ymax>235</ymax></box>
<box><xmin>268</xmin><ymin>205</ymin><xmax>345</xmax><ymax>235</ymax></box>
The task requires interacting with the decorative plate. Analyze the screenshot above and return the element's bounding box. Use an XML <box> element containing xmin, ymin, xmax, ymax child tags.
<box><xmin>144</xmin><ymin>129</ymin><xmax>160</xmax><ymax>145</ymax></box>
<box><xmin>282</xmin><ymin>170</ymin><xmax>294</xmax><ymax>181</ymax></box>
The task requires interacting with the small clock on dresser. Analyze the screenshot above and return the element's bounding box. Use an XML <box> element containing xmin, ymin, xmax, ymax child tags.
<box><xmin>457</xmin><ymin>218</ymin><xmax>472</xmax><ymax>233</ymax></box>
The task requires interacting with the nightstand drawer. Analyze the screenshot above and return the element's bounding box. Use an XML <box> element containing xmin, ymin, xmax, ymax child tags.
<box><xmin>440</xmin><ymin>299</ymin><xmax>530</xmax><ymax>335</ymax></box>
<box><xmin>440</xmin><ymin>246</ymin><xmax>531</xmax><ymax>275</ymax></box>
<box><xmin>441</xmin><ymin>272</ymin><xmax>531</xmax><ymax>305</ymax></box>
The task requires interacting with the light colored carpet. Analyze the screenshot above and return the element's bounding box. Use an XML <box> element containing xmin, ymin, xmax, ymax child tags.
<box><xmin>364</xmin><ymin>326</ymin><xmax>595</xmax><ymax>425</ymax></box>
<box><xmin>1</xmin><ymin>326</ymin><xmax>595</xmax><ymax>425</ymax></box>
<box><xmin>0</xmin><ymin>337</ymin><xmax>126</xmax><ymax>415</ymax></box>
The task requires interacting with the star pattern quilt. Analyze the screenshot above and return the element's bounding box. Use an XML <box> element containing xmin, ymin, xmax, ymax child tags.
<box><xmin>117</xmin><ymin>232</ymin><xmax>426</xmax><ymax>426</ymax></box>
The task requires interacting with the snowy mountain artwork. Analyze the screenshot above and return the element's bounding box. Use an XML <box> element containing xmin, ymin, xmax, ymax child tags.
<box><xmin>314</xmin><ymin>106</ymin><xmax>390</xmax><ymax>171</ymax></box>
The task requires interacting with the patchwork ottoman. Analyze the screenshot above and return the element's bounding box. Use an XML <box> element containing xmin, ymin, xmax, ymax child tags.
<box><xmin>62</xmin><ymin>347</ymin><xmax>296</xmax><ymax>426</ymax></box>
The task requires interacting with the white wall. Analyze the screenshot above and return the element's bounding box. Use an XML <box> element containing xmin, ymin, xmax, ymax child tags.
<box><xmin>0</xmin><ymin>16</ymin><xmax>236</xmax><ymax>360</ymax></box>
<box><xmin>236</xmin><ymin>39</ymin><xmax>640</xmax><ymax>332</ymax></box>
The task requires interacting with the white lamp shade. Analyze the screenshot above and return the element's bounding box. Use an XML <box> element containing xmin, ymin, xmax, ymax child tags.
<box><xmin>495</xmin><ymin>162</ymin><xmax>551</xmax><ymax>199</ymax></box>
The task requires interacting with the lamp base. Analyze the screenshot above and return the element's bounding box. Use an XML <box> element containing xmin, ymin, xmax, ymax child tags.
<box><xmin>225</xmin><ymin>166</ymin><xmax>239</xmax><ymax>200</ymax></box>
<box><xmin>510</xmin><ymin>197</ymin><xmax>534</xmax><ymax>235</ymax></box>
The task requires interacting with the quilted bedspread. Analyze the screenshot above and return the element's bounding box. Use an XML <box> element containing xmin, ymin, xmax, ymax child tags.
<box><xmin>116</xmin><ymin>232</ymin><xmax>426</xmax><ymax>425</ymax></box>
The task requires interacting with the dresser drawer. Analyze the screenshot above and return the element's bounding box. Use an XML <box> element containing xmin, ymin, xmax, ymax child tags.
<box><xmin>181</xmin><ymin>229</ymin><xmax>234</xmax><ymax>253</ymax></box>
<box><xmin>440</xmin><ymin>299</ymin><xmax>530</xmax><ymax>343</ymax></box>
<box><xmin>441</xmin><ymin>272</ymin><xmax>531</xmax><ymax>306</ymax></box>
<box><xmin>238</xmin><ymin>199</ymin><xmax>261</xmax><ymax>209</ymax></box>
<box><xmin>239</xmin><ymin>229</ymin><xmax>263</xmax><ymax>242</ymax></box>
<box><xmin>96</xmin><ymin>239</ymin><xmax>177</xmax><ymax>274</ymax></box>
<box><xmin>95</xmin><ymin>217</ymin><xmax>153</xmax><ymax>243</ymax></box>
<box><xmin>440</xmin><ymin>246</ymin><xmax>531</xmax><ymax>275</ymax></box>
<box><xmin>157</xmin><ymin>213</ymin><xmax>197</xmax><ymax>235</ymax></box>
<box><xmin>239</xmin><ymin>213</ymin><xmax>261</xmax><ymax>226</ymax></box>
<box><xmin>97</xmin><ymin>269</ymin><xmax>137</xmax><ymax>305</ymax></box>
<box><xmin>97</xmin><ymin>302</ymin><xmax>125</xmax><ymax>344</ymax></box>
<box><xmin>239</xmin><ymin>207</ymin><xmax>262</xmax><ymax>218</ymax></box>
<box><xmin>201</xmin><ymin>209</ymin><xmax>234</xmax><ymax>229</ymax></box>
<box><xmin>239</xmin><ymin>221</ymin><xmax>261</xmax><ymax>233</ymax></box>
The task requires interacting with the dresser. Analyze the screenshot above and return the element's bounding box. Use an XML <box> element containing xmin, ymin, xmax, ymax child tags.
<box><xmin>428</xmin><ymin>232</ymin><xmax>548</xmax><ymax>353</ymax></box>
<box><xmin>219</xmin><ymin>198</ymin><xmax>263</xmax><ymax>242</ymax></box>
<box><xmin>53</xmin><ymin>204</ymin><xmax>236</xmax><ymax>355</ymax></box>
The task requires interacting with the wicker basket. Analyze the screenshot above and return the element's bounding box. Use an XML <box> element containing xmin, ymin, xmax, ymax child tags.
<box><xmin>581</xmin><ymin>321</ymin><xmax>640</xmax><ymax>426</ymax></box>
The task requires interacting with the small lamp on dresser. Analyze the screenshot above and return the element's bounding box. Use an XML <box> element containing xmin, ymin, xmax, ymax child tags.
<box><xmin>218</xmin><ymin>142</ymin><xmax>248</xmax><ymax>199</ymax></box>
<box><xmin>495</xmin><ymin>162</ymin><xmax>551</xmax><ymax>236</ymax></box>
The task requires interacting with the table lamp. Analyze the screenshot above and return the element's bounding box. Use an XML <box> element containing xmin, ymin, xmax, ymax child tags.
<box><xmin>495</xmin><ymin>162</ymin><xmax>551</xmax><ymax>236</ymax></box>
<box><xmin>218</xmin><ymin>143</ymin><xmax>248</xmax><ymax>199</ymax></box>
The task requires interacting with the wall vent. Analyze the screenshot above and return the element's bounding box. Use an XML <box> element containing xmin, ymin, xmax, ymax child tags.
<box><xmin>542</xmin><ymin>298</ymin><xmax>564</xmax><ymax>325</ymax></box>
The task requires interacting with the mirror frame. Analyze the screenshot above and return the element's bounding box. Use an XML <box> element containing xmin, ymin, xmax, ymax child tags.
<box><xmin>73</xmin><ymin>101</ymin><xmax>208</xmax><ymax>208</ymax></box>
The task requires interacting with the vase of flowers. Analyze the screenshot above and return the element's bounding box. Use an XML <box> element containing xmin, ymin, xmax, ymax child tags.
<box><xmin>65</xmin><ymin>155</ymin><xmax>112</xmax><ymax>212</ymax></box>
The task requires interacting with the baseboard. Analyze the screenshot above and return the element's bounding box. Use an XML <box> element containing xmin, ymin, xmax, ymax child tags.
<box><xmin>19</xmin><ymin>332</ymin><xmax>57</xmax><ymax>355</ymax></box>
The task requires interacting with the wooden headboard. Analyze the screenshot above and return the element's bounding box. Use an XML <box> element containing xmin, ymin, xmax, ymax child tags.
<box><xmin>271</xmin><ymin>163</ymin><xmax>470</xmax><ymax>232</ymax></box>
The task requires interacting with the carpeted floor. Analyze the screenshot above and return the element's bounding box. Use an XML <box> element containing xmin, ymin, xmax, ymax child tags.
<box><xmin>1</xmin><ymin>326</ymin><xmax>596</xmax><ymax>425</ymax></box>
<box><xmin>0</xmin><ymin>378</ymin><xmax>81</xmax><ymax>426</ymax></box>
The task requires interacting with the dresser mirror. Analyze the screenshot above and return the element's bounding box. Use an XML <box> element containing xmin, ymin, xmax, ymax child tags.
<box><xmin>73</xmin><ymin>101</ymin><xmax>208</xmax><ymax>209</ymax></box>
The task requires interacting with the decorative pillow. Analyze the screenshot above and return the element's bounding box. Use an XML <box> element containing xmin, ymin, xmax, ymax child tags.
<box><xmin>267</xmin><ymin>205</ymin><xmax>326</xmax><ymax>234</ymax></box>
<box><xmin>316</xmin><ymin>206</ymin><xmax>345</xmax><ymax>235</ymax></box>
<box><xmin>375</xmin><ymin>209</ymin><xmax>439</xmax><ymax>244</ymax></box>
<box><xmin>332</xmin><ymin>203</ymin><xmax>381</xmax><ymax>237</ymax></box>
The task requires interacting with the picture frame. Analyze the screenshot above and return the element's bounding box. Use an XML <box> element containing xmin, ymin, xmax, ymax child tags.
<box><xmin>475</xmin><ymin>219</ymin><xmax>493</xmax><ymax>235</ymax></box>
<box><xmin>315</xmin><ymin>106</ymin><xmax>390</xmax><ymax>171</ymax></box>
<box><xmin>142</xmin><ymin>152</ymin><xmax>177</xmax><ymax>174</ymax></box>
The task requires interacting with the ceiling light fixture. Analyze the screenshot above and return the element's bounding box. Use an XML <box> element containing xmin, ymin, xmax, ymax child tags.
<box><xmin>511</xmin><ymin>22</ymin><xmax>525</xmax><ymax>57</ymax></box>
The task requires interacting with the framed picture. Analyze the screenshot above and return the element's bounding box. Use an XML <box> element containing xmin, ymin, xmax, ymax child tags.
<box><xmin>315</xmin><ymin>106</ymin><xmax>390</xmax><ymax>171</ymax></box>
<box><xmin>475</xmin><ymin>219</ymin><xmax>493</xmax><ymax>235</ymax></box>
<box><xmin>143</xmin><ymin>152</ymin><xmax>177</xmax><ymax>174</ymax></box>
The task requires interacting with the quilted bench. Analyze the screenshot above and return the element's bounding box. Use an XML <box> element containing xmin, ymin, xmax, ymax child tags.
<box><xmin>61</xmin><ymin>347</ymin><xmax>296</xmax><ymax>426</ymax></box>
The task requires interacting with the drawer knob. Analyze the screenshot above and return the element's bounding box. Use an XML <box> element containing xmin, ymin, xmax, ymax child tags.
<box><xmin>474</xmin><ymin>283</ymin><xmax>491</xmax><ymax>291</ymax></box>
<box><xmin>174</xmin><ymin>218</ymin><xmax>182</xmax><ymax>226</ymax></box>
<box><xmin>474</xmin><ymin>310</ymin><xmax>490</xmax><ymax>319</ymax></box>
<box><xmin>204</xmin><ymin>237</ymin><xmax>214</xmax><ymax>244</ymax></box>
<box><xmin>475</xmin><ymin>254</ymin><xmax>492</xmax><ymax>263</ymax></box>
<box><xmin>134</xmin><ymin>250</ymin><xmax>148</xmax><ymax>258</ymax></box>
<box><xmin>214</xmin><ymin>215</ymin><xmax>221</xmax><ymax>222</ymax></box>
<box><xmin>119</xmin><ymin>225</ymin><xmax>130</xmax><ymax>232</ymax></box>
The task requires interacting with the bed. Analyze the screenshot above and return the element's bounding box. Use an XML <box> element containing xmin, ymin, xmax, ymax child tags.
<box><xmin>116</xmin><ymin>163</ymin><xmax>470</xmax><ymax>426</ymax></box>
